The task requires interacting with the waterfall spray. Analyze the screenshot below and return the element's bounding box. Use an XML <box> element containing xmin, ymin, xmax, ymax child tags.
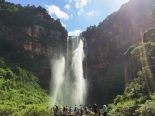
<box><xmin>49</xmin><ymin>36</ymin><xmax>87</xmax><ymax>107</ymax></box>
<box><xmin>50</xmin><ymin>56</ymin><xmax>65</xmax><ymax>107</ymax></box>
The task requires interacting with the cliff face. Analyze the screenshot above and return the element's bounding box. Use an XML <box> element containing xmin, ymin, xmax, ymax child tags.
<box><xmin>0</xmin><ymin>2</ymin><xmax>67</xmax><ymax>88</ymax></box>
<box><xmin>23</xmin><ymin>25</ymin><xmax>64</xmax><ymax>57</ymax></box>
<box><xmin>5</xmin><ymin>26</ymin><xmax>60</xmax><ymax>57</ymax></box>
<box><xmin>82</xmin><ymin>0</ymin><xmax>155</xmax><ymax>104</ymax></box>
<box><xmin>0</xmin><ymin>2</ymin><xmax>67</xmax><ymax>54</ymax></box>
<box><xmin>83</xmin><ymin>0</ymin><xmax>155</xmax><ymax>71</ymax></box>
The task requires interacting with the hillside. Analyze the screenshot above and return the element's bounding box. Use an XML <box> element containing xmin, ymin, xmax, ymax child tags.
<box><xmin>0</xmin><ymin>57</ymin><xmax>53</xmax><ymax>115</ymax></box>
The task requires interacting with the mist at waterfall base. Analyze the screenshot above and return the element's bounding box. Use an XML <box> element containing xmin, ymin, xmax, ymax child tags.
<box><xmin>49</xmin><ymin>36</ymin><xmax>87</xmax><ymax>107</ymax></box>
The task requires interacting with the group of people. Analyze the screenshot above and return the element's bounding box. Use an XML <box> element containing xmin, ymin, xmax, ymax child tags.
<box><xmin>53</xmin><ymin>103</ymin><xmax>107</xmax><ymax>116</ymax></box>
<box><xmin>90</xmin><ymin>103</ymin><xmax>107</xmax><ymax>116</ymax></box>
<box><xmin>62</xmin><ymin>104</ymin><xmax>87</xmax><ymax>115</ymax></box>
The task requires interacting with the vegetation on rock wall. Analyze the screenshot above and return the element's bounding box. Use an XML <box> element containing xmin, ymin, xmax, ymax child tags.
<box><xmin>109</xmin><ymin>74</ymin><xmax>155</xmax><ymax>116</ymax></box>
<box><xmin>108</xmin><ymin>8</ymin><xmax>155</xmax><ymax>115</ymax></box>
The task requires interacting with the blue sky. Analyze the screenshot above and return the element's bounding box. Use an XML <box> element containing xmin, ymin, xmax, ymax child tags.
<box><xmin>6</xmin><ymin>0</ymin><xmax>129</xmax><ymax>36</ymax></box>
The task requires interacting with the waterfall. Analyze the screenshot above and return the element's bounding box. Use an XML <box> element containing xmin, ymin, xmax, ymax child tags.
<box><xmin>50</xmin><ymin>56</ymin><xmax>66</xmax><ymax>106</ymax></box>
<box><xmin>49</xmin><ymin>36</ymin><xmax>87</xmax><ymax>107</ymax></box>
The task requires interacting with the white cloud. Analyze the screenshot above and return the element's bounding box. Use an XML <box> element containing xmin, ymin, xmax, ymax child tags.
<box><xmin>61</xmin><ymin>23</ymin><xmax>66</xmax><ymax>27</ymax></box>
<box><xmin>78</xmin><ymin>9</ymin><xmax>83</xmax><ymax>15</ymax></box>
<box><xmin>69</xmin><ymin>0</ymin><xmax>72</xmax><ymax>3</ymax></box>
<box><xmin>74</xmin><ymin>0</ymin><xmax>89</xmax><ymax>9</ymax></box>
<box><xmin>45</xmin><ymin>5</ymin><xmax>69</xmax><ymax>20</ymax></box>
<box><xmin>74</xmin><ymin>0</ymin><xmax>91</xmax><ymax>15</ymax></box>
<box><xmin>86</xmin><ymin>10</ymin><xmax>95</xmax><ymax>16</ymax></box>
<box><xmin>64</xmin><ymin>4</ymin><xmax>70</xmax><ymax>10</ymax></box>
<box><xmin>78</xmin><ymin>11</ymin><xmax>81</xmax><ymax>16</ymax></box>
<box><xmin>68</xmin><ymin>30</ymin><xmax>82</xmax><ymax>36</ymax></box>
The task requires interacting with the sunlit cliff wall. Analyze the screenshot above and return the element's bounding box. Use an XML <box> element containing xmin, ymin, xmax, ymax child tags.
<box><xmin>82</xmin><ymin>0</ymin><xmax>155</xmax><ymax>104</ymax></box>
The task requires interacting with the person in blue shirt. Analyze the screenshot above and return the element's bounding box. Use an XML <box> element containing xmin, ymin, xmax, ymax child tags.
<box><xmin>69</xmin><ymin>106</ymin><xmax>72</xmax><ymax>114</ymax></box>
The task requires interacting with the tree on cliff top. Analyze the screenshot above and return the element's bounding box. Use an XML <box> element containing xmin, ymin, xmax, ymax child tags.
<box><xmin>0</xmin><ymin>1</ymin><xmax>67</xmax><ymax>36</ymax></box>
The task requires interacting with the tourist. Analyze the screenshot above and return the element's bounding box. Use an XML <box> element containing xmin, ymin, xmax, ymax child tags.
<box><xmin>63</xmin><ymin>106</ymin><xmax>66</xmax><ymax>115</ymax></box>
<box><xmin>87</xmin><ymin>106</ymin><xmax>94</xmax><ymax>115</ymax></box>
<box><xmin>80</xmin><ymin>105</ymin><xmax>83</xmax><ymax>115</ymax></box>
<box><xmin>66</xmin><ymin>106</ymin><xmax>69</xmax><ymax>114</ymax></box>
<box><xmin>93</xmin><ymin>103</ymin><xmax>98</xmax><ymax>114</ymax></box>
<box><xmin>74</xmin><ymin>104</ymin><xmax>78</xmax><ymax>114</ymax></box>
<box><xmin>69</xmin><ymin>106</ymin><xmax>72</xmax><ymax>114</ymax></box>
<box><xmin>53</xmin><ymin>105</ymin><xmax>58</xmax><ymax>116</ymax></box>
<box><xmin>85</xmin><ymin>106</ymin><xmax>89</xmax><ymax>115</ymax></box>
<box><xmin>103</xmin><ymin>102</ymin><xmax>107</xmax><ymax>116</ymax></box>
<box><xmin>98</xmin><ymin>108</ymin><xmax>101</xmax><ymax>116</ymax></box>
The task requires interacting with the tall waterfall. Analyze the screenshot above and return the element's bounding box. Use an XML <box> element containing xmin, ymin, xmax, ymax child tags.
<box><xmin>50</xmin><ymin>36</ymin><xmax>87</xmax><ymax>107</ymax></box>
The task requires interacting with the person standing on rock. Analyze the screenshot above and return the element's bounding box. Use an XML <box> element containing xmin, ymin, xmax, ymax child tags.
<box><xmin>69</xmin><ymin>106</ymin><xmax>72</xmax><ymax>114</ymax></box>
<box><xmin>103</xmin><ymin>102</ymin><xmax>107</xmax><ymax>116</ymax></box>
<box><xmin>80</xmin><ymin>105</ymin><xmax>83</xmax><ymax>115</ymax></box>
<box><xmin>63</xmin><ymin>106</ymin><xmax>66</xmax><ymax>115</ymax></box>
<box><xmin>74</xmin><ymin>104</ymin><xmax>78</xmax><ymax>114</ymax></box>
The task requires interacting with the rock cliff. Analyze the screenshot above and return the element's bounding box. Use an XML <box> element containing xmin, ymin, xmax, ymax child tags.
<box><xmin>0</xmin><ymin>2</ymin><xmax>67</xmax><ymax>89</ymax></box>
<box><xmin>82</xmin><ymin>0</ymin><xmax>155</xmax><ymax>104</ymax></box>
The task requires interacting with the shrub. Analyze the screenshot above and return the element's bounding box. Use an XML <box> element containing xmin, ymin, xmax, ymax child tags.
<box><xmin>136</xmin><ymin>100</ymin><xmax>155</xmax><ymax>116</ymax></box>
